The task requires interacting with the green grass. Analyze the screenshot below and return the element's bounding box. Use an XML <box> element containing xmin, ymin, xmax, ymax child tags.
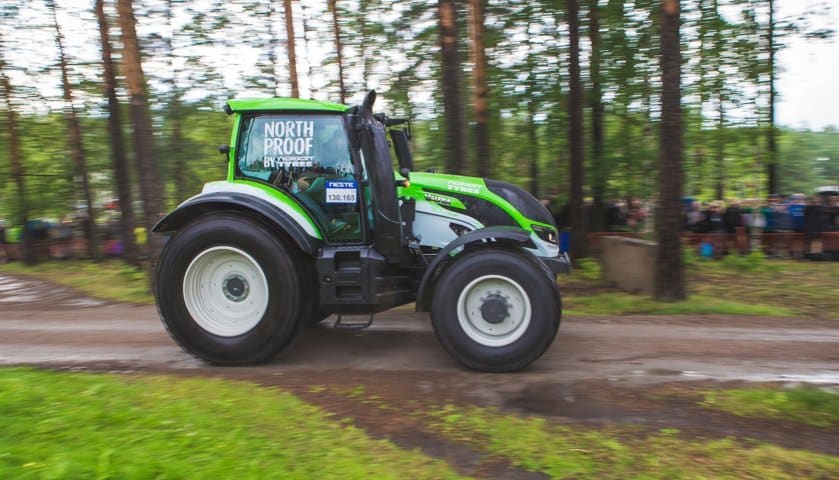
<box><xmin>425</xmin><ymin>403</ymin><xmax>839</xmax><ymax>479</ymax></box>
<box><xmin>690</xmin><ymin>257</ymin><xmax>839</xmax><ymax>319</ymax></box>
<box><xmin>700</xmin><ymin>387</ymin><xmax>839</xmax><ymax>428</ymax></box>
<box><xmin>562</xmin><ymin>253</ymin><xmax>838</xmax><ymax>318</ymax></box>
<box><xmin>564</xmin><ymin>293</ymin><xmax>793</xmax><ymax>316</ymax></box>
<box><xmin>0</xmin><ymin>260</ymin><xmax>152</xmax><ymax>304</ymax></box>
<box><xmin>0</xmin><ymin>368</ymin><xmax>463</xmax><ymax>480</ymax></box>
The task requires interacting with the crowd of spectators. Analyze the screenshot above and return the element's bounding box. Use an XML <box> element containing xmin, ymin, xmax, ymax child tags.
<box><xmin>683</xmin><ymin>193</ymin><xmax>839</xmax><ymax>237</ymax></box>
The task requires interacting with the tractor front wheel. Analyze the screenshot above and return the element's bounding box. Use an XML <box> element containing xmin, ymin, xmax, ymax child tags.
<box><xmin>155</xmin><ymin>212</ymin><xmax>304</xmax><ymax>365</ymax></box>
<box><xmin>431</xmin><ymin>248</ymin><xmax>560</xmax><ymax>372</ymax></box>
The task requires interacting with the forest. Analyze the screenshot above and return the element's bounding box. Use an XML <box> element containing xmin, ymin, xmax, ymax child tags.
<box><xmin>0</xmin><ymin>1</ymin><xmax>836</xmax><ymax>275</ymax></box>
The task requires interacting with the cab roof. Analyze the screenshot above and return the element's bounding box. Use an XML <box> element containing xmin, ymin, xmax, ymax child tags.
<box><xmin>225</xmin><ymin>97</ymin><xmax>349</xmax><ymax>114</ymax></box>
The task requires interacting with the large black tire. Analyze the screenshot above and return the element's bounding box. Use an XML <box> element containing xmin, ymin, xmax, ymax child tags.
<box><xmin>430</xmin><ymin>248</ymin><xmax>561</xmax><ymax>372</ymax></box>
<box><xmin>155</xmin><ymin>212</ymin><xmax>305</xmax><ymax>365</ymax></box>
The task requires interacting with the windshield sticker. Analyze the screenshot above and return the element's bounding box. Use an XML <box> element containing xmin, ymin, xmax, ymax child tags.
<box><xmin>325</xmin><ymin>180</ymin><xmax>358</xmax><ymax>204</ymax></box>
<box><xmin>263</xmin><ymin>120</ymin><xmax>315</xmax><ymax>169</ymax></box>
<box><xmin>447</xmin><ymin>180</ymin><xmax>481</xmax><ymax>195</ymax></box>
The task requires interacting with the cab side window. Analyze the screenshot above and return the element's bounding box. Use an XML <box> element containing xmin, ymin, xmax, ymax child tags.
<box><xmin>236</xmin><ymin>114</ymin><xmax>362</xmax><ymax>243</ymax></box>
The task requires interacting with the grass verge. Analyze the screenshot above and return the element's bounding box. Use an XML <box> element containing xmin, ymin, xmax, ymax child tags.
<box><xmin>0</xmin><ymin>368</ymin><xmax>463</xmax><ymax>479</ymax></box>
<box><xmin>700</xmin><ymin>387</ymin><xmax>839</xmax><ymax>428</ymax></box>
<box><xmin>425</xmin><ymin>403</ymin><xmax>839</xmax><ymax>479</ymax></box>
<box><xmin>564</xmin><ymin>293</ymin><xmax>793</xmax><ymax>316</ymax></box>
<box><xmin>562</xmin><ymin>254</ymin><xmax>837</xmax><ymax>318</ymax></box>
<box><xmin>0</xmin><ymin>260</ymin><xmax>152</xmax><ymax>304</ymax></box>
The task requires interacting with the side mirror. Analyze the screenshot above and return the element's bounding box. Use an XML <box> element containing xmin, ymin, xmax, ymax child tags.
<box><xmin>218</xmin><ymin>144</ymin><xmax>230</xmax><ymax>155</ymax></box>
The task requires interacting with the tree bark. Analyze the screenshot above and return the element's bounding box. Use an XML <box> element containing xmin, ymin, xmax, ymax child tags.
<box><xmin>525</xmin><ymin>12</ymin><xmax>539</xmax><ymax>197</ymax></box>
<box><xmin>566</xmin><ymin>0</ymin><xmax>586</xmax><ymax>258</ymax></box>
<box><xmin>51</xmin><ymin>2</ymin><xmax>100</xmax><ymax>260</ymax></box>
<box><xmin>165</xmin><ymin>0</ymin><xmax>189</xmax><ymax>204</ymax></box>
<box><xmin>715</xmin><ymin>91</ymin><xmax>725</xmax><ymax>200</ymax></box>
<box><xmin>0</xmin><ymin>55</ymin><xmax>31</xmax><ymax>261</ymax></box>
<box><xmin>284</xmin><ymin>0</ymin><xmax>299</xmax><ymax>98</ymax></box>
<box><xmin>117</xmin><ymin>0</ymin><xmax>163</xmax><ymax>265</ymax></box>
<box><xmin>589</xmin><ymin>0</ymin><xmax>605</xmax><ymax>231</ymax></box>
<box><xmin>438</xmin><ymin>0</ymin><xmax>467</xmax><ymax>175</ymax></box>
<box><xmin>328</xmin><ymin>0</ymin><xmax>347</xmax><ymax>104</ymax></box>
<box><xmin>96</xmin><ymin>0</ymin><xmax>137</xmax><ymax>264</ymax></box>
<box><xmin>469</xmin><ymin>0</ymin><xmax>491</xmax><ymax>178</ymax></box>
<box><xmin>655</xmin><ymin>0</ymin><xmax>686</xmax><ymax>301</ymax></box>
<box><xmin>266</xmin><ymin>1</ymin><xmax>281</xmax><ymax>96</ymax></box>
<box><xmin>767</xmin><ymin>0</ymin><xmax>778</xmax><ymax>194</ymax></box>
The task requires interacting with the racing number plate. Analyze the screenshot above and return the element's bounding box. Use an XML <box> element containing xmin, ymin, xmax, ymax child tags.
<box><xmin>325</xmin><ymin>180</ymin><xmax>357</xmax><ymax>204</ymax></box>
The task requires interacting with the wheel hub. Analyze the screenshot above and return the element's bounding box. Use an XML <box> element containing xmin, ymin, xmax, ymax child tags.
<box><xmin>222</xmin><ymin>274</ymin><xmax>249</xmax><ymax>302</ymax></box>
<box><xmin>456</xmin><ymin>275</ymin><xmax>532</xmax><ymax>347</ymax></box>
<box><xmin>182</xmin><ymin>246</ymin><xmax>269</xmax><ymax>337</ymax></box>
<box><xmin>480</xmin><ymin>293</ymin><xmax>510</xmax><ymax>324</ymax></box>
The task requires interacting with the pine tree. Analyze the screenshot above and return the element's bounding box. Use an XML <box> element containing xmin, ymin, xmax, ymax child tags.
<box><xmin>655</xmin><ymin>0</ymin><xmax>685</xmax><ymax>301</ymax></box>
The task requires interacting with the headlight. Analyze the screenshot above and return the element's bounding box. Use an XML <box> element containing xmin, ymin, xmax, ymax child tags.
<box><xmin>532</xmin><ymin>224</ymin><xmax>558</xmax><ymax>244</ymax></box>
<box><xmin>449</xmin><ymin>223</ymin><xmax>470</xmax><ymax>237</ymax></box>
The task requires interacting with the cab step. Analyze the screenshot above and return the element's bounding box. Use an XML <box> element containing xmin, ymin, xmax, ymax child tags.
<box><xmin>332</xmin><ymin>313</ymin><xmax>374</xmax><ymax>330</ymax></box>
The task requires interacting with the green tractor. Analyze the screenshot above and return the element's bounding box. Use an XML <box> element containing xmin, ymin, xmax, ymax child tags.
<box><xmin>154</xmin><ymin>90</ymin><xmax>569</xmax><ymax>372</ymax></box>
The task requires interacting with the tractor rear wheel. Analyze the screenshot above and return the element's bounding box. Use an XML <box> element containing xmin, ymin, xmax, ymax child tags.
<box><xmin>431</xmin><ymin>248</ymin><xmax>560</xmax><ymax>372</ymax></box>
<box><xmin>155</xmin><ymin>212</ymin><xmax>304</xmax><ymax>365</ymax></box>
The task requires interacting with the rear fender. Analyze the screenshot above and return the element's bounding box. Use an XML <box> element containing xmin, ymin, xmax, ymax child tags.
<box><xmin>415</xmin><ymin>226</ymin><xmax>533</xmax><ymax>312</ymax></box>
<box><xmin>153</xmin><ymin>190</ymin><xmax>322</xmax><ymax>255</ymax></box>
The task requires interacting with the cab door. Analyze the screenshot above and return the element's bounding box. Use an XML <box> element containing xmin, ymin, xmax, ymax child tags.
<box><xmin>235</xmin><ymin>113</ymin><xmax>364</xmax><ymax>243</ymax></box>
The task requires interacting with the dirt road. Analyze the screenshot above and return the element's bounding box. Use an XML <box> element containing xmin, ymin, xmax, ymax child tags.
<box><xmin>1</xmin><ymin>272</ymin><xmax>836</xmax><ymax>385</ymax></box>
<box><xmin>1</xmin><ymin>272</ymin><xmax>837</xmax><ymax>473</ymax></box>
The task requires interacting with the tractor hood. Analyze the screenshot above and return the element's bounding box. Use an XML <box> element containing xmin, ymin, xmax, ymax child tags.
<box><xmin>402</xmin><ymin>172</ymin><xmax>557</xmax><ymax>235</ymax></box>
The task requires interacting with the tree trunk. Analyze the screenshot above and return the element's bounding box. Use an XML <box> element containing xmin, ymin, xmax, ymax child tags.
<box><xmin>0</xmin><ymin>56</ymin><xmax>31</xmax><ymax>261</ymax></box>
<box><xmin>527</xmin><ymin>100</ymin><xmax>539</xmax><ymax>197</ymax></box>
<box><xmin>438</xmin><ymin>0</ymin><xmax>467</xmax><ymax>175</ymax></box>
<box><xmin>284</xmin><ymin>0</ymin><xmax>299</xmax><ymax>98</ymax></box>
<box><xmin>96</xmin><ymin>0</ymin><xmax>138</xmax><ymax>264</ymax></box>
<box><xmin>525</xmin><ymin>12</ymin><xmax>539</xmax><ymax>197</ymax></box>
<box><xmin>715</xmin><ymin>91</ymin><xmax>725</xmax><ymax>200</ymax></box>
<box><xmin>117</xmin><ymin>0</ymin><xmax>163</xmax><ymax>265</ymax></box>
<box><xmin>328</xmin><ymin>0</ymin><xmax>347</xmax><ymax>104</ymax></box>
<box><xmin>301</xmin><ymin>1</ymin><xmax>315</xmax><ymax>97</ymax></box>
<box><xmin>266</xmin><ymin>1</ymin><xmax>280</xmax><ymax>96</ymax></box>
<box><xmin>469</xmin><ymin>0</ymin><xmax>491</xmax><ymax>178</ymax></box>
<box><xmin>655</xmin><ymin>0</ymin><xmax>685</xmax><ymax>301</ymax></box>
<box><xmin>589</xmin><ymin>0</ymin><xmax>605</xmax><ymax>231</ymax></box>
<box><xmin>51</xmin><ymin>2</ymin><xmax>100</xmax><ymax>260</ymax></box>
<box><xmin>165</xmin><ymin>0</ymin><xmax>189</xmax><ymax>203</ymax></box>
<box><xmin>767</xmin><ymin>0</ymin><xmax>778</xmax><ymax>194</ymax></box>
<box><xmin>566</xmin><ymin>0</ymin><xmax>586</xmax><ymax>258</ymax></box>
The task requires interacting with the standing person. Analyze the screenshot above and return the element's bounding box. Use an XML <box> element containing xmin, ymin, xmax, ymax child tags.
<box><xmin>788</xmin><ymin>193</ymin><xmax>806</xmax><ymax>233</ymax></box>
<box><xmin>803</xmin><ymin>195</ymin><xmax>822</xmax><ymax>256</ymax></box>
<box><xmin>749</xmin><ymin>199</ymin><xmax>767</xmax><ymax>251</ymax></box>
<box><xmin>707</xmin><ymin>201</ymin><xmax>725</xmax><ymax>233</ymax></box>
<box><xmin>686</xmin><ymin>201</ymin><xmax>703</xmax><ymax>232</ymax></box>
<box><xmin>723</xmin><ymin>199</ymin><xmax>743</xmax><ymax>234</ymax></box>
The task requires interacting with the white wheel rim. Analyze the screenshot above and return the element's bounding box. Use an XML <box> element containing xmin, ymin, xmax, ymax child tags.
<box><xmin>456</xmin><ymin>274</ymin><xmax>532</xmax><ymax>347</ymax></box>
<box><xmin>182</xmin><ymin>246</ymin><xmax>269</xmax><ymax>337</ymax></box>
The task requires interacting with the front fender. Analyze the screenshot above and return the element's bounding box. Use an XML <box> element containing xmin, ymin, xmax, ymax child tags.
<box><xmin>415</xmin><ymin>226</ymin><xmax>533</xmax><ymax>312</ymax></box>
<box><xmin>154</xmin><ymin>191</ymin><xmax>322</xmax><ymax>254</ymax></box>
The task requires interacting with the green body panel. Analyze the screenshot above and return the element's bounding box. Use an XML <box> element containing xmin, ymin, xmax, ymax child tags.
<box><xmin>226</xmin><ymin>114</ymin><xmax>241</xmax><ymax>181</ymax></box>
<box><xmin>226</xmin><ymin>98</ymin><xmax>348</xmax><ymax>113</ymax></box>
<box><xmin>399</xmin><ymin>172</ymin><xmax>552</xmax><ymax>232</ymax></box>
